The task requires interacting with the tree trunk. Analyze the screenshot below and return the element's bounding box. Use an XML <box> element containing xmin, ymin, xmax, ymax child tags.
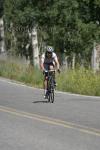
<box><xmin>91</xmin><ymin>42</ymin><xmax>98</xmax><ymax>72</ymax></box>
<box><xmin>72</xmin><ymin>53</ymin><xmax>76</xmax><ymax>69</ymax></box>
<box><xmin>0</xmin><ymin>17</ymin><xmax>5</xmax><ymax>53</ymax></box>
<box><xmin>31</xmin><ymin>27</ymin><xmax>39</xmax><ymax>67</ymax></box>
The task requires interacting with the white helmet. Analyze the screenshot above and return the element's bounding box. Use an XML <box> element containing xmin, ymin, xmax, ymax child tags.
<box><xmin>47</xmin><ymin>46</ymin><xmax>54</xmax><ymax>52</ymax></box>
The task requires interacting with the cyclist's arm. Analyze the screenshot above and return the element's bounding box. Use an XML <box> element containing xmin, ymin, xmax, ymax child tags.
<box><xmin>40</xmin><ymin>54</ymin><xmax>45</xmax><ymax>71</ymax></box>
<box><xmin>54</xmin><ymin>54</ymin><xmax>60</xmax><ymax>70</ymax></box>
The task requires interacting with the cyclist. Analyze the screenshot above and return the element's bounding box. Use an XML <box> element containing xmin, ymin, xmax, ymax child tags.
<box><xmin>40</xmin><ymin>46</ymin><xmax>60</xmax><ymax>98</ymax></box>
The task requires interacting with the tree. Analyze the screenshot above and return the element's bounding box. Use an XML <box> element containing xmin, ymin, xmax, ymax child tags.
<box><xmin>3</xmin><ymin>0</ymin><xmax>100</xmax><ymax>68</ymax></box>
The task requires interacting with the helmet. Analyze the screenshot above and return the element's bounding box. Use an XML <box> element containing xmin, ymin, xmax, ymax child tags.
<box><xmin>46</xmin><ymin>46</ymin><xmax>54</xmax><ymax>52</ymax></box>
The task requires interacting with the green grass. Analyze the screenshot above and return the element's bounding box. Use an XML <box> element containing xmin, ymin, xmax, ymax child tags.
<box><xmin>0</xmin><ymin>60</ymin><xmax>43</xmax><ymax>88</ymax></box>
<box><xmin>0</xmin><ymin>60</ymin><xmax>100</xmax><ymax>96</ymax></box>
<box><xmin>56</xmin><ymin>69</ymin><xmax>100</xmax><ymax>96</ymax></box>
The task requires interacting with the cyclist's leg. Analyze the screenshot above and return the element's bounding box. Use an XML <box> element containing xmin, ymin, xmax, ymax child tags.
<box><xmin>49</xmin><ymin>65</ymin><xmax>54</xmax><ymax>70</ymax></box>
<box><xmin>43</xmin><ymin>64</ymin><xmax>49</xmax><ymax>98</ymax></box>
<box><xmin>44</xmin><ymin>74</ymin><xmax>48</xmax><ymax>98</ymax></box>
<box><xmin>49</xmin><ymin>64</ymin><xmax>56</xmax><ymax>86</ymax></box>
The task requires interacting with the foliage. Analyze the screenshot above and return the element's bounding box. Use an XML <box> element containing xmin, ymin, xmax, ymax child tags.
<box><xmin>0</xmin><ymin>0</ymin><xmax>4</xmax><ymax>17</ymax></box>
<box><xmin>1</xmin><ymin>0</ymin><xmax>100</xmax><ymax>66</ymax></box>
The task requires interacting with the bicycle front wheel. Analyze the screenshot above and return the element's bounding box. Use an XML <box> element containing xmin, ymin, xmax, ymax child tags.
<box><xmin>49</xmin><ymin>88</ymin><xmax>54</xmax><ymax>103</ymax></box>
<box><xmin>50</xmin><ymin>90</ymin><xmax>54</xmax><ymax>103</ymax></box>
<box><xmin>47</xmin><ymin>90</ymin><xmax>54</xmax><ymax>103</ymax></box>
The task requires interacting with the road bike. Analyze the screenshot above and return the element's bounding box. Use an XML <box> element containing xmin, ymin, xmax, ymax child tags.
<box><xmin>45</xmin><ymin>70</ymin><xmax>55</xmax><ymax>103</ymax></box>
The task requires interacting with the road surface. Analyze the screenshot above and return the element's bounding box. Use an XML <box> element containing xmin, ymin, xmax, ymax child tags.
<box><xmin>0</xmin><ymin>77</ymin><xmax>100</xmax><ymax>150</ymax></box>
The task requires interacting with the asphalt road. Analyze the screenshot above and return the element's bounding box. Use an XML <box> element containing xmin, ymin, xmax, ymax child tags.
<box><xmin>0</xmin><ymin>77</ymin><xmax>100</xmax><ymax>150</ymax></box>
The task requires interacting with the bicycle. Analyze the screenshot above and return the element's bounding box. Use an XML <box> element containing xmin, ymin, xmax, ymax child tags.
<box><xmin>45</xmin><ymin>70</ymin><xmax>55</xmax><ymax>103</ymax></box>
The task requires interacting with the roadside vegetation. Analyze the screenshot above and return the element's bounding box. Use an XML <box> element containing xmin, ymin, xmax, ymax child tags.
<box><xmin>0</xmin><ymin>60</ymin><xmax>43</xmax><ymax>88</ymax></box>
<box><xmin>0</xmin><ymin>60</ymin><xmax>100</xmax><ymax>96</ymax></box>
<box><xmin>57</xmin><ymin>69</ymin><xmax>100</xmax><ymax>96</ymax></box>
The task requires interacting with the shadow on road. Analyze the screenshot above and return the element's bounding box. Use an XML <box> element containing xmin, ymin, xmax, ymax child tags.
<box><xmin>32</xmin><ymin>100</ymin><xmax>49</xmax><ymax>104</ymax></box>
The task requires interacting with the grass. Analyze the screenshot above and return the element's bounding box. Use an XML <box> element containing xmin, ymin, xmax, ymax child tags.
<box><xmin>0</xmin><ymin>60</ymin><xmax>43</xmax><ymax>88</ymax></box>
<box><xmin>0</xmin><ymin>60</ymin><xmax>100</xmax><ymax>96</ymax></box>
<box><xmin>57</xmin><ymin>69</ymin><xmax>100</xmax><ymax>96</ymax></box>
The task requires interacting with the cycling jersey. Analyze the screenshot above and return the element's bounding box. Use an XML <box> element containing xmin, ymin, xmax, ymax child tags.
<box><xmin>41</xmin><ymin>52</ymin><xmax>57</xmax><ymax>64</ymax></box>
<box><xmin>41</xmin><ymin>52</ymin><xmax>58</xmax><ymax>70</ymax></box>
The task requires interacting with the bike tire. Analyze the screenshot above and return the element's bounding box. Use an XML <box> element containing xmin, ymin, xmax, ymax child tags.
<box><xmin>50</xmin><ymin>90</ymin><xmax>54</xmax><ymax>103</ymax></box>
<box><xmin>48</xmin><ymin>93</ymin><xmax>50</xmax><ymax>102</ymax></box>
<box><xmin>47</xmin><ymin>73</ymin><xmax>55</xmax><ymax>103</ymax></box>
